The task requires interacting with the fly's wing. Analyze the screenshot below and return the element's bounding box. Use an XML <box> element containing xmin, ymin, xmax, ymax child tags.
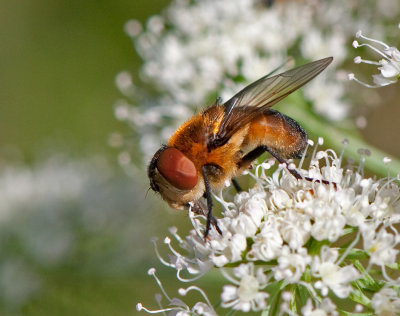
<box><xmin>211</xmin><ymin>57</ymin><xmax>333</xmax><ymax>148</ymax></box>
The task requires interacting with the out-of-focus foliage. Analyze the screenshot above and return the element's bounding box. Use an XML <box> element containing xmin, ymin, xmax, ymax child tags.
<box><xmin>0</xmin><ymin>155</ymin><xmax>174</xmax><ymax>313</ymax></box>
<box><xmin>0</xmin><ymin>0</ymin><xmax>175</xmax><ymax>315</ymax></box>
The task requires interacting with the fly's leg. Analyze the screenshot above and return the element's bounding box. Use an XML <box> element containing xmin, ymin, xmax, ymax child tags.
<box><xmin>191</xmin><ymin>200</ymin><xmax>221</xmax><ymax>234</ymax></box>
<box><xmin>201</xmin><ymin>166</ymin><xmax>222</xmax><ymax>239</ymax></box>
<box><xmin>238</xmin><ymin>145</ymin><xmax>336</xmax><ymax>188</ymax></box>
<box><xmin>231</xmin><ymin>179</ymin><xmax>243</xmax><ymax>192</ymax></box>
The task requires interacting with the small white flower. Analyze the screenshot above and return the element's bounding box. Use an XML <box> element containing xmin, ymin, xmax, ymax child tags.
<box><xmin>361</xmin><ymin>224</ymin><xmax>399</xmax><ymax>267</ymax></box>
<box><xmin>270</xmin><ymin>189</ymin><xmax>293</xmax><ymax>209</ymax></box>
<box><xmin>209</xmin><ymin>230</ymin><xmax>247</xmax><ymax>267</ymax></box>
<box><xmin>192</xmin><ymin>302</ymin><xmax>217</xmax><ymax>316</ymax></box>
<box><xmin>152</xmin><ymin>228</ymin><xmax>214</xmax><ymax>281</ymax></box>
<box><xmin>301</xmin><ymin>298</ymin><xmax>338</xmax><ymax>316</ymax></box>
<box><xmin>312</xmin><ymin>246</ymin><xmax>360</xmax><ymax>298</ymax></box>
<box><xmin>221</xmin><ymin>262</ymin><xmax>269</xmax><ymax>312</ymax></box>
<box><xmin>371</xmin><ymin>286</ymin><xmax>400</xmax><ymax>316</ymax></box>
<box><xmin>311</xmin><ymin>209</ymin><xmax>347</xmax><ymax>243</ymax></box>
<box><xmin>349</xmin><ymin>29</ymin><xmax>400</xmax><ymax>88</ymax></box>
<box><xmin>273</xmin><ymin>246</ymin><xmax>311</xmax><ymax>283</ymax></box>
<box><xmin>279</xmin><ymin>209</ymin><xmax>312</xmax><ymax>250</ymax></box>
<box><xmin>138</xmin><ymin>269</ymin><xmax>217</xmax><ymax>315</ymax></box>
<box><xmin>247</xmin><ymin>216</ymin><xmax>283</xmax><ymax>261</ymax></box>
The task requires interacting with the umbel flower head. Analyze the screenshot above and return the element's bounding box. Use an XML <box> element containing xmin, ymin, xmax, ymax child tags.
<box><xmin>138</xmin><ymin>141</ymin><xmax>400</xmax><ymax>315</ymax></box>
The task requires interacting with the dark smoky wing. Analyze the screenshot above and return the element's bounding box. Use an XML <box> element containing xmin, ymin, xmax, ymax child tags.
<box><xmin>215</xmin><ymin>57</ymin><xmax>333</xmax><ymax>144</ymax></box>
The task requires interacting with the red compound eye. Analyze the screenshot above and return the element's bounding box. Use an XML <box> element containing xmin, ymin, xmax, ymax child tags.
<box><xmin>157</xmin><ymin>148</ymin><xmax>198</xmax><ymax>190</ymax></box>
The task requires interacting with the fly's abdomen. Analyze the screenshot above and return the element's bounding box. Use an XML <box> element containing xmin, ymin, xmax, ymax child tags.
<box><xmin>246</xmin><ymin>109</ymin><xmax>307</xmax><ymax>159</ymax></box>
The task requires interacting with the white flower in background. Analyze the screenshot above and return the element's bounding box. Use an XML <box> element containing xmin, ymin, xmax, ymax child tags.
<box><xmin>349</xmin><ymin>28</ymin><xmax>400</xmax><ymax>88</ymax></box>
<box><xmin>303</xmin><ymin>78</ymin><xmax>349</xmax><ymax>120</ymax></box>
<box><xmin>0</xmin><ymin>156</ymin><xmax>151</xmax><ymax>307</ymax></box>
<box><xmin>116</xmin><ymin>0</ymin><xmax>399</xmax><ymax>159</ymax></box>
<box><xmin>221</xmin><ymin>263</ymin><xmax>269</xmax><ymax>312</ymax></box>
<box><xmin>138</xmin><ymin>144</ymin><xmax>400</xmax><ymax>314</ymax></box>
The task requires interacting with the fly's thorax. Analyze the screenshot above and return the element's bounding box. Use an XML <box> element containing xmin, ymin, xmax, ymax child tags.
<box><xmin>168</xmin><ymin>106</ymin><xmax>225</xmax><ymax>149</ymax></box>
<box><xmin>204</xmin><ymin>122</ymin><xmax>250</xmax><ymax>184</ymax></box>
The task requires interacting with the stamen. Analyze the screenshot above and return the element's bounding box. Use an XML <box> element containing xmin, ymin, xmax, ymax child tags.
<box><xmin>338</xmin><ymin>139</ymin><xmax>349</xmax><ymax>167</ymax></box>
<box><xmin>180</xmin><ymin>285</ymin><xmax>213</xmax><ymax>307</ymax></box>
<box><xmin>299</xmin><ymin>141</ymin><xmax>310</xmax><ymax>170</ymax></box>
<box><xmin>148</xmin><ymin>268</ymin><xmax>173</xmax><ymax>302</ymax></box>
<box><xmin>169</xmin><ymin>227</ymin><xmax>183</xmax><ymax>244</ymax></box>
<box><xmin>356</xmin><ymin>31</ymin><xmax>390</xmax><ymax>49</ymax></box>
<box><xmin>154</xmin><ymin>293</ymin><xmax>162</xmax><ymax>305</ymax></box>
<box><xmin>176</xmin><ymin>269</ymin><xmax>206</xmax><ymax>283</ymax></box>
<box><xmin>220</xmin><ymin>267</ymin><xmax>240</xmax><ymax>285</ymax></box>
<box><xmin>136</xmin><ymin>303</ymin><xmax>182</xmax><ymax>314</ymax></box>
<box><xmin>381</xmin><ymin>264</ymin><xmax>396</xmax><ymax>283</ymax></box>
<box><xmin>188</xmin><ymin>206</ymin><xmax>206</xmax><ymax>238</ymax></box>
<box><xmin>357</xmin><ymin>148</ymin><xmax>371</xmax><ymax>176</ymax></box>
<box><xmin>154</xmin><ymin>294</ymin><xmax>166</xmax><ymax>316</ymax></box>
<box><xmin>337</xmin><ymin>231</ymin><xmax>360</xmax><ymax>265</ymax></box>
<box><xmin>386</xmin><ymin>223</ymin><xmax>400</xmax><ymax>241</ymax></box>
<box><xmin>354</xmin><ymin>56</ymin><xmax>381</xmax><ymax>66</ymax></box>
<box><xmin>252</xmin><ymin>163</ymin><xmax>268</xmax><ymax>185</ymax></box>
<box><xmin>325</xmin><ymin>149</ymin><xmax>338</xmax><ymax>162</ymax></box>
<box><xmin>298</xmin><ymin>281</ymin><xmax>322</xmax><ymax>303</ymax></box>
<box><xmin>348</xmin><ymin>74</ymin><xmax>381</xmax><ymax>88</ymax></box>
<box><xmin>213</xmin><ymin>190</ymin><xmax>235</xmax><ymax>212</ymax></box>
<box><xmin>164</xmin><ymin>238</ymin><xmax>198</xmax><ymax>268</ymax></box>
<box><xmin>310</xmin><ymin>137</ymin><xmax>320</xmax><ymax>165</ymax></box>
<box><xmin>151</xmin><ymin>238</ymin><xmax>175</xmax><ymax>268</ymax></box>
<box><xmin>354</xmin><ymin>43</ymin><xmax>390</xmax><ymax>60</ymax></box>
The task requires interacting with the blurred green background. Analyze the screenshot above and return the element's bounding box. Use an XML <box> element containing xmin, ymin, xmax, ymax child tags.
<box><xmin>0</xmin><ymin>1</ymin><xmax>197</xmax><ymax>315</ymax></box>
<box><xmin>0</xmin><ymin>0</ymin><xmax>167</xmax><ymax>161</ymax></box>
<box><xmin>0</xmin><ymin>1</ymin><xmax>399</xmax><ymax>316</ymax></box>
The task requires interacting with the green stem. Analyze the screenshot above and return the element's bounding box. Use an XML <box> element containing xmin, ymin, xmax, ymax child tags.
<box><xmin>279</xmin><ymin>101</ymin><xmax>400</xmax><ymax>178</ymax></box>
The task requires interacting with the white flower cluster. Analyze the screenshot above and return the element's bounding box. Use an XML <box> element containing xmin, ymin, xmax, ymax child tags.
<box><xmin>349</xmin><ymin>26</ymin><xmax>400</xmax><ymax>88</ymax></box>
<box><xmin>138</xmin><ymin>144</ymin><xmax>400</xmax><ymax>315</ymax></box>
<box><xmin>0</xmin><ymin>157</ymin><xmax>152</xmax><ymax>307</ymax></box>
<box><xmin>116</xmin><ymin>0</ymin><xmax>398</xmax><ymax>160</ymax></box>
